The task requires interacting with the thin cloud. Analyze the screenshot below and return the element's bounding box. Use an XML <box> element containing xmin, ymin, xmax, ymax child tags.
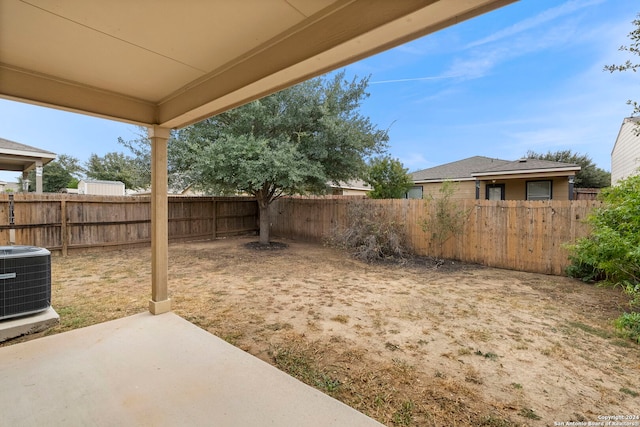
<box><xmin>371</xmin><ymin>1</ymin><xmax>604</xmax><ymax>86</ymax></box>
<box><xmin>467</xmin><ymin>0</ymin><xmax>606</xmax><ymax>48</ymax></box>
<box><xmin>444</xmin><ymin>17</ymin><xmax>588</xmax><ymax>81</ymax></box>
<box><xmin>370</xmin><ymin>74</ymin><xmax>462</xmax><ymax>84</ymax></box>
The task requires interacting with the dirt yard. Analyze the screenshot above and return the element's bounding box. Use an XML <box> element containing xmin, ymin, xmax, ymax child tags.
<box><xmin>4</xmin><ymin>236</ymin><xmax>639</xmax><ymax>426</ymax></box>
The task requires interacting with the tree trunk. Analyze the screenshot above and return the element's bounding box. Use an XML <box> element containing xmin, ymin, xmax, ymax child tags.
<box><xmin>258</xmin><ymin>202</ymin><xmax>270</xmax><ymax>245</ymax></box>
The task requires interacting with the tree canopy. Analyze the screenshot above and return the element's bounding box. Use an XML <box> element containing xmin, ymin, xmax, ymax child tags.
<box><xmin>85</xmin><ymin>152</ymin><xmax>147</xmax><ymax>189</ymax></box>
<box><xmin>172</xmin><ymin>71</ymin><xmax>388</xmax><ymax>244</ymax></box>
<box><xmin>525</xmin><ymin>150</ymin><xmax>610</xmax><ymax>188</ymax></box>
<box><xmin>365</xmin><ymin>156</ymin><xmax>413</xmax><ymax>199</ymax></box>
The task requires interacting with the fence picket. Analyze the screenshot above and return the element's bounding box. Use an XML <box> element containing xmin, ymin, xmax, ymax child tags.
<box><xmin>0</xmin><ymin>194</ymin><xmax>258</xmax><ymax>254</ymax></box>
<box><xmin>270</xmin><ymin>197</ymin><xmax>600</xmax><ymax>275</ymax></box>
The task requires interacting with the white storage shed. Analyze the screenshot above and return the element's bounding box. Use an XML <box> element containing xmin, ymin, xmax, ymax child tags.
<box><xmin>78</xmin><ymin>179</ymin><xmax>125</xmax><ymax>196</ymax></box>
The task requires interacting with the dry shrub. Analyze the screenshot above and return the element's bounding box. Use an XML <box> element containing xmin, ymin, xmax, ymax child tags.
<box><xmin>328</xmin><ymin>201</ymin><xmax>410</xmax><ymax>263</ymax></box>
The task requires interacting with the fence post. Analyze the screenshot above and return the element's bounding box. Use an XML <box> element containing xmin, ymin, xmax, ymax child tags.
<box><xmin>8</xmin><ymin>193</ymin><xmax>15</xmax><ymax>245</ymax></box>
<box><xmin>212</xmin><ymin>199</ymin><xmax>217</xmax><ymax>239</ymax></box>
<box><xmin>61</xmin><ymin>199</ymin><xmax>68</xmax><ymax>256</ymax></box>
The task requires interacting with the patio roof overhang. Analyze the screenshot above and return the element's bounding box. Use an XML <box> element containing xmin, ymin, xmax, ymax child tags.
<box><xmin>0</xmin><ymin>137</ymin><xmax>56</xmax><ymax>172</ymax></box>
<box><xmin>0</xmin><ymin>0</ymin><xmax>517</xmax><ymax>314</ymax></box>
<box><xmin>0</xmin><ymin>0</ymin><xmax>516</xmax><ymax>129</ymax></box>
<box><xmin>0</xmin><ymin>137</ymin><xmax>57</xmax><ymax>193</ymax></box>
<box><xmin>472</xmin><ymin>167</ymin><xmax>581</xmax><ymax>181</ymax></box>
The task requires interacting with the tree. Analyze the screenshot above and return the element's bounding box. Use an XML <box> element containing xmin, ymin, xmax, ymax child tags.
<box><xmin>525</xmin><ymin>150</ymin><xmax>610</xmax><ymax>188</ymax></box>
<box><xmin>85</xmin><ymin>152</ymin><xmax>147</xmax><ymax>189</ymax></box>
<box><xmin>604</xmin><ymin>13</ymin><xmax>640</xmax><ymax>118</ymax></box>
<box><xmin>567</xmin><ymin>174</ymin><xmax>640</xmax><ymax>342</ymax></box>
<box><xmin>118</xmin><ymin>127</ymin><xmax>196</xmax><ymax>192</ymax></box>
<box><xmin>365</xmin><ymin>156</ymin><xmax>413</xmax><ymax>199</ymax></box>
<box><xmin>174</xmin><ymin>71</ymin><xmax>388</xmax><ymax>244</ymax></box>
<box><xmin>117</xmin><ymin>129</ymin><xmax>151</xmax><ymax>189</ymax></box>
<box><xmin>19</xmin><ymin>154</ymin><xmax>84</xmax><ymax>193</ymax></box>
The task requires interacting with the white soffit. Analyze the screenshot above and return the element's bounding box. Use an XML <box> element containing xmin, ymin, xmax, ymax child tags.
<box><xmin>0</xmin><ymin>0</ymin><xmax>517</xmax><ymax>128</ymax></box>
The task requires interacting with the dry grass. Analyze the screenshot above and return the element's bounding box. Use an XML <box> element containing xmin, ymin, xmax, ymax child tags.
<box><xmin>3</xmin><ymin>236</ymin><xmax>639</xmax><ymax>426</ymax></box>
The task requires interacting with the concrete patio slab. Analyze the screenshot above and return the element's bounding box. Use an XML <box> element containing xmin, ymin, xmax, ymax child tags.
<box><xmin>0</xmin><ymin>307</ymin><xmax>59</xmax><ymax>342</ymax></box>
<box><xmin>0</xmin><ymin>312</ymin><xmax>383</xmax><ymax>427</ymax></box>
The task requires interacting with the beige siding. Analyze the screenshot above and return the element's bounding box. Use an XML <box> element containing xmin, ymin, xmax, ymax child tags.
<box><xmin>552</xmin><ymin>179</ymin><xmax>570</xmax><ymax>200</ymax></box>
<box><xmin>505</xmin><ymin>180</ymin><xmax>525</xmax><ymax>199</ymax></box>
<box><xmin>420</xmin><ymin>181</ymin><xmax>476</xmax><ymax>200</ymax></box>
<box><xmin>341</xmin><ymin>189</ymin><xmax>369</xmax><ymax>196</ymax></box>
<box><xmin>422</xmin><ymin>178</ymin><xmax>571</xmax><ymax>201</ymax></box>
<box><xmin>611</xmin><ymin>118</ymin><xmax>640</xmax><ymax>184</ymax></box>
<box><xmin>502</xmin><ymin>178</ymin><xmax>570</xmax><ymax>201</ymax></box>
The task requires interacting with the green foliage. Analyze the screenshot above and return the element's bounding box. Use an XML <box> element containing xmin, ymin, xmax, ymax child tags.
<box><xmin>420</xmin><ymin>181</ymin><xmax>470</xmax><ymax>259</ymax></box>
<box><xmin>366</xmin><ymin>156</ymin><xmax>413</xmax><ymax>199</ymax></box>
<box><xmin>567</xmin><ymin>174</ymin><xmax>640</xmax><ymax>340</ymax></box>
<box><xmin>614</xmin><ymin>312</ymin><xmax>640</xmax><ymax>343</ymax></box>
<box><xmin>270</xmin><ymin>345</ymin><xmax>341</xmax><ymax>395</ymax></box>
<box><xmin>328</xmin><ymin>201</ymin><xmax>410</xmax><ymax>263</ymax></box>
<box><xmin>525</xmin><ymin>149</ymin><xmax>610</xmax><ymax>188</ymax></box>
<box><xmin>191</xmin><ymin>134</ymin><xmax>324</xmax><ymax>198</ymax></box>
<box><xmin>172</xmin><ymin>71</ymin><xmax>388</xmax><ymax>244</ymax></box>
<box><xmin>85</xmin><ymin>152</ymin><xmax>147</xmax><ymax>189</ymax></box>
<box><xmin>567</xmin><ymin>174</ymin><xmax>640</xmax><ymax>291</ymax></box>
<box><xmin>518</xmin><ymin>408</ymin><xmax>541</xmax><ymax>421</ymax></box>
<box><xmin>604</xmin><ymin>13</ymin><xmax>640</xmax><ymax>118</ymax></box>
<box><xmin>117</xmin><ymin>130</ymin><xmax>151</xmax><ymax>189</ymax></box>
<box><xmin>67</xmin><ymin>178</ymin><xmax>79</xmax><ymax>189</ymax></box>
<box><xmin>20</xmin><ymin>154</ymin><xmax>84</xmax><ymax>192</ymax></box>
<box><xmin>117</xmin><ymin>127</ymin><xmax>190</xmax><ymax>191</ymax></box>
<box><xmin>180</xmin><ymin>72</ymin><xmax>387</xmax><ymax>194</ymax></box>
<box><xmin>391</xmin><ymin>400</ymin><xmax>414</xmax><ymax>426</ymax></box>
<box><xmin>620</xmin><ymin>386</ymin><xmax>640</xmax><ymax>397</ymax></box>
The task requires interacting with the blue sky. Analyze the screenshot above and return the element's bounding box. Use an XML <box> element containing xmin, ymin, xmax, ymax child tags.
<box><xmin>0</xmin><ymin>0</ymin><xmax>638</xmax><ymax>182</ymax></box>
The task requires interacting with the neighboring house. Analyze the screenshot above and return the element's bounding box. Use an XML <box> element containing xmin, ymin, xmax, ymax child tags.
<box><xmin>78</xmin><ymin>179</ymin><xmax>125</xmax><ymax>196</ymax></box>
<box><xmin>611</xmin><ymin>117</ymin><xmax>640</xmax><ymax>184</ymax></box>
<box><xmin>3</xmin><ymin>182</ymin><xmax>20</xmax><ymax>193</ymax></box>
<box><xmin>329</xmin><ymin>179</ymin><xmax>370</xmax><ymax>196</ymax></box>
<box><xmin>0</xmin><ymin>137</ymin><xmax>57</xmax><ymax>193</ymax></box>
<box><xmin>410</xmin><ymin>156</ymin><xmax>581</xmax><ymax>201</ymax></box>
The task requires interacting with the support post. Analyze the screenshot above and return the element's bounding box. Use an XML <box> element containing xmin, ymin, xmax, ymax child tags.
<box><xmin>35</xmin><ymin>160</ymin><xmax>43</xmax><ymax>194</ymax></box>
<box><xmin>148</xmin><ymin>125</ymin><xmax>172</xmax><ymax>315</ymax></box>
<box><xmin>21</xmin><ymin>171</ymin><xmax>29</xmax><ymax>192</ymax></box>
<box><xmin>568</xmin><ymin>175</ymin><xmax>575</xmax><ymax>201</ymax></box>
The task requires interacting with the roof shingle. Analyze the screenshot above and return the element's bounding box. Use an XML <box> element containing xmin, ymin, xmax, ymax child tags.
<box><xmin>411</xmin><ymin>156</ymin><xmax>509</xmax><ymax>181</ymax></box>
<box><xmin>411</xmin><ymin>156</ymin><xmax>580</xmax><ymax>182</ymax></box>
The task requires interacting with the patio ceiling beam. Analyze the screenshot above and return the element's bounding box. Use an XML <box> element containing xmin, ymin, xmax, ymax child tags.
<box><xmin>159</xmin><ymin>0</ymin><xmax>517</xmax><ymax>129</ymax></box>
<box><xmin>0</xmin><ymin>65</ymin><xmax>157</xmax><ymax>126</ymax></box>
<box><xmin>0</xmin><ymin>0</ymin><xmax>517</xmax><ymax>129</ymax></box>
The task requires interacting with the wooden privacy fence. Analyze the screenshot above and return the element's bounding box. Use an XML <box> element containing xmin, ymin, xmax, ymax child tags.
<box><xmin>269</xmin><ymin>197</ymin><xmax>601</xmax><ymax>275</ymax></box>
<box><xmin>0</xmin><ymin>194</ymin><xmax>258</xmax><ymax>254</ymax></box>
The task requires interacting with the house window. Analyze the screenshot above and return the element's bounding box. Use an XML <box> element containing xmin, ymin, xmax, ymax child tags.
<box><xmin>526</xmin><ymin>180</ymin><xmax>552</xmax><ymax>200</ymax></box>
<box><xmin>406</xmin><ymin>186</ymin><xmax>423</xmax><ymax>199</ymax></box>
<box><xmin>485</xmin><ymin>184</ymin><xmax>505</xmax><ymax>200</ymax></box>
